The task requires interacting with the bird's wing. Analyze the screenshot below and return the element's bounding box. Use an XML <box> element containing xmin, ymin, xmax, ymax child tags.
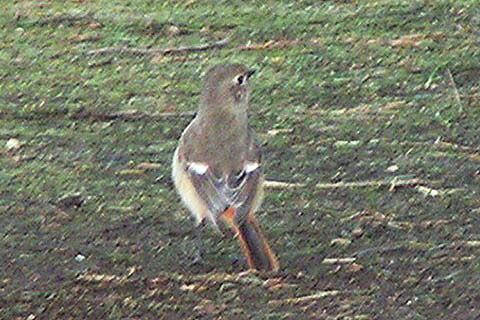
<box><xmin>184</xmin><ymin>159</ymin><xmax>262</xmax><ymax>226</ymax></box>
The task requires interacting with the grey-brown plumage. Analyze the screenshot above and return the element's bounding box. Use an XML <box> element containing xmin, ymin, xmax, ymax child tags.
<box><xmin>172</xmin><ymin>63</ymin><xmax>278</xmax><ymax>271</ymax></box>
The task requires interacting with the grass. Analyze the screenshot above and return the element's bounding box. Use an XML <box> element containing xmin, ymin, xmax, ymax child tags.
<box><xmin>1</xmin><ymin>0</ymin><xmax>479</xmax><ymax>319</ymax></box>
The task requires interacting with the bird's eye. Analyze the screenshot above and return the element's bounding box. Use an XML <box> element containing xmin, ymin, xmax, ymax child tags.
<box><xmin>235</xmin><ymin>74</ymin><xmax>245</xmax><ymax>85</ymax></box>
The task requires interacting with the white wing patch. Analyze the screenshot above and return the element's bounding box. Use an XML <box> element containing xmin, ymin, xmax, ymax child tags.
<box><xmin>188</xmin><ymin>162</ymin><xmax>209</xmax><ymax>175</ymax></box>
<box><xmin>244</xmin><ymin>162</ymin><xmax>260</xmax><ymax>174</ymax></box>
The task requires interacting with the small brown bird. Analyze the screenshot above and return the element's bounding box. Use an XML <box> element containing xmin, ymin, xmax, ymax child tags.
<box><xmin>172</xmin><ymin>63</ymin><xmax>279</xmax><ymax>271</ymax></box>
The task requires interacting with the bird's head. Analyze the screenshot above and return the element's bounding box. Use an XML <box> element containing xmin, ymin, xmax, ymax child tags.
<box><xmin>201</xmin><ymin>63</ymin><xmax>256</xmax><ymax>114</ymax></box>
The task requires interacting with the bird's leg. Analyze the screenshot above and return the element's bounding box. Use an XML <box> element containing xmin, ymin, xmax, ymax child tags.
<box><xmin>190</xmin><ymin>218</ymin><xmax>208</xmax><ymax>266</ymax></box>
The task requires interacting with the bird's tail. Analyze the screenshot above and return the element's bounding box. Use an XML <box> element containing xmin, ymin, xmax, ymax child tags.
<box><xmin>222</xmin><ymin>207</ymin><xmax>279</xmax><ymax>271</ymax></box>
<box><xmin>233</xmin><ymin>214</ymin><xmax>279</xmax><ymax>272</ymax></box>
<box><xmin>236</xmin><ymin>216</ymin><xmax>279</xmax><ymax>271</ymax></box>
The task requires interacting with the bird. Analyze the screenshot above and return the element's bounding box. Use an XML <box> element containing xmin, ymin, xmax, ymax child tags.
<box><xmin>172</xmin><ymin>63</ymin><xmax>279</xmax><ymax>271</ymax></box>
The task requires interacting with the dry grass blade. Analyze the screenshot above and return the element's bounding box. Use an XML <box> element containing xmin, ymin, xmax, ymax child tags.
<box><xmin>71</xmin><ymin>109</ymin><xmax>196</xmax><ymax>121</ymax></box>
<box><xmin>264</xmin><ymin>178</ymin><xmax>436</xmax><ymax>190</ymax></box>
<box><xmin>86</xmin><ymin>38</ymin><xmax>229</xmax><ymax>56</ymax></box>
<box><xmin>269</xmin><ymin>290</ymin><xmax>341</xmax><ymax>305</ymax></box>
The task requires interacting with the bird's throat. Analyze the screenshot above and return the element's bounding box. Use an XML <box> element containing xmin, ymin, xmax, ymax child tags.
<box><xmin>198</xmin><ymin>107</ymin><xmax>248</xmax><ymax>139</ymax></box>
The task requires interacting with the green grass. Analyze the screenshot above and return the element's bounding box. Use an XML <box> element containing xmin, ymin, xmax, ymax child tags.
<box><xmin>1</xmin><ymin>0</ymin><xmax>479</xmax><ymax>319</ymax></box>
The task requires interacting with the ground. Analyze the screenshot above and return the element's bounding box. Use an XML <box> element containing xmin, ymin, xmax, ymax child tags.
<box><xmin>1</xmin><ymin>0</ymin><xmax>479</xmax><ymax>319</ymax></box>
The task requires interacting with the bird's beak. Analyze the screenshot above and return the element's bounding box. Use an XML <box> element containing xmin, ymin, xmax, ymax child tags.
<box><xmin>246</xmin><ymin>69</ymin><xmax>256</xmax><ymax>79</ymax></box>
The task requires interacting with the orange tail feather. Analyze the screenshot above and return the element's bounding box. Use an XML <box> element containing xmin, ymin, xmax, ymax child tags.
<box><xmin>234</xmin><ymin>214</ymin><xmax>279</xmax><ymax>271</ymax></box>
